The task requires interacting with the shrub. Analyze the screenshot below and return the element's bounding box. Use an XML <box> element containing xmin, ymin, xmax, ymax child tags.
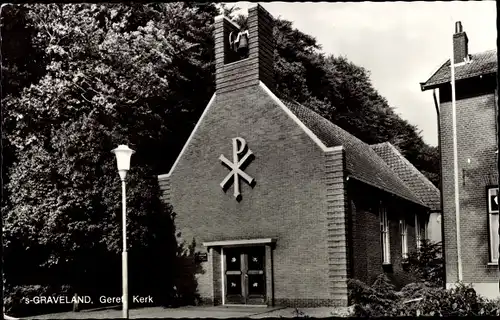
<box><xmin>371</xmin><ymin>274</ymin><xmax>397</xmax><ymax>300</ymax></box>
<box><xmin>347</xmin><ymin>278</ymin><xmax>376</xmax><ymax>306</ymax></box>
<box><xmin>399</xmin><ymin>282</ymin><xmax>432</xmax><ymax>300</ymax></box>
<box><xmin>172</xmin><ymin>238</ymin><xmax>203</xmax><ymax>307</ymax></box>
<box><xmin>4</xmin><ymin>284</ymin><xmax>73</xmax><ymax>317</ymax></box>
<box><xmin>349</xmin><ymin>276</ymin><xmax>500</xmax><ymax>317</ymax></box>
<box><xmin>401</xmin><ymin>283</ymin><xmax>500</xmax><ymax>317</ymax></box>
<box><xmin>348</xmin><ymin>274</ymin><xmax>400</xmax><ymax>317</ymax></box>
<box><xmin>404</xmin><ymin>239</ymin><xmax>444</xmax><ymax>287</ymax></box>
<box><xmin>478</xmin><ymin>298</ymin><xmax>500</xmax><ymax>316</ymax></box>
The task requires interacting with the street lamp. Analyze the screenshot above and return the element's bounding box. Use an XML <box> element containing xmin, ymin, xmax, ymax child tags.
<box><xmin>111</xmin><ymin>145</ymin><xmax>135</xmax><ymax>319</ymax></box>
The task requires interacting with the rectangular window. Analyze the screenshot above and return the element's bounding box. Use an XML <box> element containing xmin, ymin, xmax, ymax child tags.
<box><xmin>488</xmin><ymin>187</ymin><xmax>499</xmax><ymax>263</ymax></box>
<box><xmin>415</xmin><ymin>214</ymin><xmax>424</xmax><ymax>250</ymax></box>
<box><xmin>400</xmin><ymin>219</ymin><xmax>408</xmax><ymax>259</ymax></box>
<box><xmin>380</xmin><ymin>205</ymin><xmax>391</xmax><ymax>264</ymax></box>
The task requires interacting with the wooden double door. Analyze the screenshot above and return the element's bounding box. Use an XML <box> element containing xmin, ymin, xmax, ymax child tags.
<box><xmin>224</xmin><ymin>246</ymin><xmax>266</xmax><ymax>305</ymax></box>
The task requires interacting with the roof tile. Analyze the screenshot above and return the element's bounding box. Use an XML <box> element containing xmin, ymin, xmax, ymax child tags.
<box><xmin>371</xmin><ymin>142</ymin><xmax>441</xmax><ymax>211</ymax></box>
<box><xmin>282</xmin><ymin>99</ymin><xmax>427</xmax><ymax>207</ymax></box>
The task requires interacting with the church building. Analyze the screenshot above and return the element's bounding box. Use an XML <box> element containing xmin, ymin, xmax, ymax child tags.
<box><xmin>158</xmin><ymin>4</ymin><xmax>440</xmax><ymax>307</ymax></box>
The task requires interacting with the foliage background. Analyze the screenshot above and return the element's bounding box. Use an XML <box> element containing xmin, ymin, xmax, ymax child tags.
<box><xmin>1</xmin><ymin>3</ymin><xmax>440</xmax><ymax>316</ymax></box>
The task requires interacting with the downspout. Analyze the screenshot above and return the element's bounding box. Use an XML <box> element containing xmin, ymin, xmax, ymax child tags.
<box><xmin>450</xmin><ymin>43</ymin><xmax>463</xmax><ymax>282</ymax></box>
<box><xmin>433</xmin><ymin>89</ymin><xmax>447</xmax><ymax>288</ymax></box>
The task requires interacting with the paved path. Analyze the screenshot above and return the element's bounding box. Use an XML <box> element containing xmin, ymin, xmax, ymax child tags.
<box><xmin>24</xmin><ymin>306</ymin><xmax>283</xmax><ymax>319</ymax></box>
<box><xmin>21</xmin><ymin>305</ymin><xmax>353</xmax><ymax>319</ymax></box>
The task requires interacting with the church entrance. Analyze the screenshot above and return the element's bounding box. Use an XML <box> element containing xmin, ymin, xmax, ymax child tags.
<box><xmin>224</xmin><ymin>246</ymin><xmax>266</xmax><ymax>305</ymax></box>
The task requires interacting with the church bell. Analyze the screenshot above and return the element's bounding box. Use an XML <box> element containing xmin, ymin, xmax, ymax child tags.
<box><xmin>229</xmin><ymin>31</ymin><xmax>238</xmax><ymax>52</ymax></box>
<box><xmin>236</xmin><ymin>31</ymin><xmax>249</xmax><ymax>57</ymax></box>
<box><xmin>229</xmin><ymin>30</ymin><xmax>249</xmax><ymax>59</ymax></box>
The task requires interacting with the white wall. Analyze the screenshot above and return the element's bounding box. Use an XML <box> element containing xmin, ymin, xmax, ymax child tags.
<box><xmin>427</xmin><ymin>212</ymin><xmax>442</xmax><ymax>243</ymax></box>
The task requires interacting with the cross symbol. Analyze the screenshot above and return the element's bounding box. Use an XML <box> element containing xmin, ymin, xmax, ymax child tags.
<box><xmin>253</xmin><ymin>283</ymin><xmax>258</xmax><ymax>287</ymax></box>
<box><xmin>219</xmin><ymin>137</ymin><xmax>255</xmax><ymax>201</ymax></box>
<box><xmin>252</xmin><ymin>257</ymin><xmax>258</xmax><ymax>262</ymax></box>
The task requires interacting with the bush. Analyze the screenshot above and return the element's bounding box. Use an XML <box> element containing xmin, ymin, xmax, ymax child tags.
<box><xmin>479</xmin><ymin>298</ymin><xmax>500</xmax><ymax>316</ymax></box>
<box><xmin>173</xmin><ymin>238</ymin><xmax>203</xmax><ymax>307</ymax></box>
<box><xmin>348</xmin><ymin>278</ymin><xmax>376</xmax><ymax>306</ymax></box>
<box><xmin>401</xmin><ymin>283</ymin><xmax>500</xmax><ymax>317</ymax></box>
<box><xmin>4</xmin><ymin>284</ymin><xmax>73</xmax><ymax>317</ymax></box>
<box><xmin>349</xmin><ymin>279</ymin><xmax>500</xmax><ymax>317</ymax></box>
<box><xmin>348</xmin><ymin>274</ymin><xmax>400</xmax><ymax>317</ymax></box>
<box><xmin>399</xmin><ymin>282</ymin><xmax>432</xmax><ymax>300</ymax></box>
<box><xmin>371</xmin><ymin>274</ymin><xmax>397</xmax><ymax>300</ymax></box>
<box><xmin>404</xmin><ymin>239</ymin><xmax>444</xmax><ymax>287</ymax></box>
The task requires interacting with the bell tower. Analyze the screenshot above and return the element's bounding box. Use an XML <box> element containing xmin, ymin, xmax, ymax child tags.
<box><xmin>214</xmin><ymin>4</ymin><xmax>275</xmax><ymax>94</ymax></box>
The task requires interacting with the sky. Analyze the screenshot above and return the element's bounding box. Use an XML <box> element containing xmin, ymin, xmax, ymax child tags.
<box><xmin>224</xmin><ymin>1</ymin><xmax>497</xmax><ymax>146</ymax></box>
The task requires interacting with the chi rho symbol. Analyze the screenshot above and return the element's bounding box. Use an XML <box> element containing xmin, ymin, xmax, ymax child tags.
<box><xmin>219</xmin><ymin>137</ymin><xmax>255</xmax><ymax>200</ymax></box>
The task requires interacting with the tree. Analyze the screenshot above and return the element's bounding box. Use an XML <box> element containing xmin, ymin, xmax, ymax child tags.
<box><xmin>2</xmin><ymin>3</ymin><xmax>217</xmax><ymax>311</ymax></box>
<box><xmin>1</xmin><ymin>4</ymin><xmax>47</xmax><ymax>99</ymax></box>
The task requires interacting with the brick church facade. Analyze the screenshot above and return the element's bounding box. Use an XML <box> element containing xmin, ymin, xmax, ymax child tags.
<box><xmin>420</xmin><ymin>22</ymin><xmax>498</xmax><ymax>298</ymax></box>
<box><xmin>158</xmin><ymin>4</ymin><xmax>440</xmax><ymax>307</ymax></box>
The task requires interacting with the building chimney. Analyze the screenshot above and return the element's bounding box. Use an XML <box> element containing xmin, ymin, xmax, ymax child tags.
<box><xmin>214</xmin><ymin>4</ymin><xmax>275</xmax><ymax>94</ymax></box>
<box><xmin>453</xmin><ymin>21</ymin><xmax>469</xmax><ymax>64</ymax></box>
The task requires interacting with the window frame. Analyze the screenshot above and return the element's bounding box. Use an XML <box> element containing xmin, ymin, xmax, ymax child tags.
<box><xmin>380</xmin><ymin>204</ymin><xmax>391</xmax><ymax>264</ymax></box>
<box><xmin>400</xmin><ymin>219</ymin><xmax>408</xmax><ymax>259</ymax></box>
<box><xmin>487</xmin><ymin>186</ymin><xmax>499</xmax><ymax>264</ymax></box>
<box><xmin>415</xmin><ymin>214</ymin><xmax>422</xmax><ymax>250</ymax></box>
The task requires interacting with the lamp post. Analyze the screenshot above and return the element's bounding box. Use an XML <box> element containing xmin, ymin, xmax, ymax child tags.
<box><xmin>111</xmin><ymin>145</ymin><xmax>135</xmax><ymax>319</ymax></box>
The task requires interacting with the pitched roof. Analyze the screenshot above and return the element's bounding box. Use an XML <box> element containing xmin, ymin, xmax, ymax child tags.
<box><xmin>420</xmin><ymin>49</ymin><xmax>497</xmax><ymax>91</ymax></box>
<box><xmin>282</xmin><ymin>99</ymin><xmax>426</xmax><ymax>207</ymax></box>
<box><xmin>371</xmin><ymin>142</ymin><xmax>441</xmax><ymax>211</ymax></box>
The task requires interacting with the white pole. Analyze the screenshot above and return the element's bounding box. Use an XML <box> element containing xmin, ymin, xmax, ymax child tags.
<box><xmin>450</xmin><ymin>22</ymin><xmax>463</xmax><ymax>282</ymax></box>
<box><xmin>122</xmin><ymin>179</ymin><xmax>129</xmax><ymax>318</ymax></box>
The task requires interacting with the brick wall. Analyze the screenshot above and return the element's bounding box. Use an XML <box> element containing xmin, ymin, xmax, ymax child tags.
<box><xmin>159</xmin><ymin>84</ymin><xmax>348</xmax><ymax>307</ymax></box>
<box><xmin>439</xmin><ymin>76</ymin><xmax>498</xmax><ymax>285</ymax></box>
<box><xmin>453</xmin><ymin>31</ymin><xmax>468</xmax><ymax>64</ymax></box>
<box><xmin>349</xmin><ymin>181</ymin><xmax>421</xmax><ymax>289</ymax></box>
<box><xmin>214</xmin><ymin>4</ymin><xmax>274</xmax><ymax>94</ymax></box>
<box><xmin>324</xmin><ymin>149</ymin><xmax>349</xmax><ymax>305</ymax></box>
